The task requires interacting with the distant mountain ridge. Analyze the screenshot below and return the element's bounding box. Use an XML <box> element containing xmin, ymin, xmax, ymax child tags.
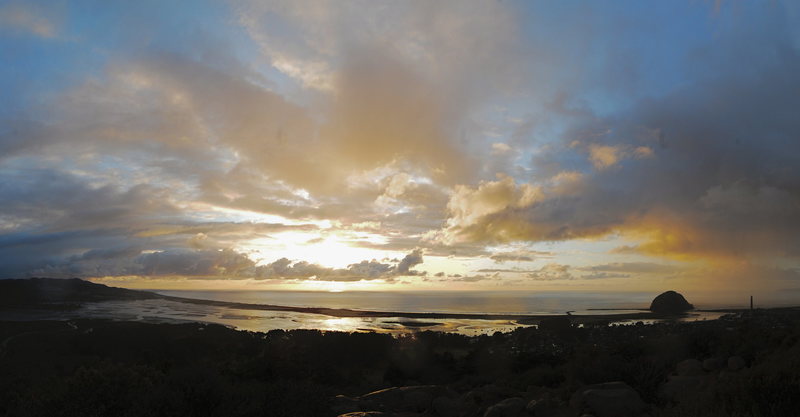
<box><xmin>0</xmin><ymin>278</ymin><xmax>159</xmax><ymax>307</ymax></box>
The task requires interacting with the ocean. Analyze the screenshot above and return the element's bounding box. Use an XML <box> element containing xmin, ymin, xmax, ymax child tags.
<box><xmin>155</xmin><ymin>290</ymin><xmax>656</xmax><ymax>315</ymax></box>
<box><xmin>4</xmin><ymin>289</ymin><xmax>789</xmax><ymax>335</ymax></box>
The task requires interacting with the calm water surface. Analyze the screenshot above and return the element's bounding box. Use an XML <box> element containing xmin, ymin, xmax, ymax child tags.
<box><xmin>3</xmin><ymin>290</ymin><xmax>777</xmax><ymax>335</ymax></box>
<box><xmin>155</xmin><ymin>290</ymin><xmax>655</xmax><ymax>315</ymax></box>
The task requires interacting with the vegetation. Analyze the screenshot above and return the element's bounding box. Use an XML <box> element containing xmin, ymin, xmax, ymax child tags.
<box><xmin>1</xmin><ymin>309</ymin><xmax>799</xmax><ymax>416</ymax></box>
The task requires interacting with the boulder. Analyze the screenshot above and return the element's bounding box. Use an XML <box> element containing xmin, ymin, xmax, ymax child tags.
<box><xmin>728</xmin><ymin>356</ymin><xmax>746</xmax><ymax>371</ymax></box>
<box><xmin>649</xmin><ymin>291</ymin><xmax>694</xmax><ymax>314</ymax></box>
<box><xmin>432</xmin><ymin>396</ymin><xmax>463</xmax><ymax>417</ymax></box>
<box><xmin>702</xmin><ymin>357</ymin><xmax>725</xmax><ymax>372</ymax></box>
<box><xmin>676</xmin><ymin>359</ymin><xmax>704</xmax><ymax>376</ymax></box>
<box><xmin>659</xmin><ymin>375</ymin><xmax>707</xmax><ymax>401</ymax></box>
<box><xmin>463</xmin><ymin>385</ymin><xmax>520</xmax><ymax>408</ymax></box>
<box><xmin>570</xmin><ymin>382</ymin><xmax>647</xmax><ymax>417</ymax></box>
<box><xmin>483</xmin><ymin>397</ymin><xmax>526</xmax><ymax>417</ymax></box>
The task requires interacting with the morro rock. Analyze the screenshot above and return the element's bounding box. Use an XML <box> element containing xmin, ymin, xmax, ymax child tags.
<box><xmin>649</xmin><ymin>291</ymin><xmax>693</xmax><ymax>314</ymax></box>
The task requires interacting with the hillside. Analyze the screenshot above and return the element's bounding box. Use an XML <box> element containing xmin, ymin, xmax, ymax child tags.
<box><xmin>0</xmin><ymin>278</ymin><xmax>159</xmax><ymax>307</ymax></box>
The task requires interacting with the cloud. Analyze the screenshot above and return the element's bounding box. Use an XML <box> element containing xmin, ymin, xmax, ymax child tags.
<box><xmin>248</xmin><ymin>248</ymin><xmax>426</xmax><ymax>282</ymax></box>
<box><xmin>233</xmin><ymin>0</ymin><xmax>521</xmax><ymax>96</ymax></box>
<box><xmin>0</xmin><ymin>2</ymin><xmax>58</xmax><ymax>38</ymax></box>
<box><xmin>396</xmin><ymin>248</ymin><xmax>424</xmax><ymax>274</ymax></box>
<box><xmin>588</xmin><ymin>144</ymin><xmax>622</xmax><ymax>169</ymax></box>
<box><xmin>584</xmin><ymin>144</ymin><xmax>655</xmax><ymax>170</ymax></box>
<box><xmin>490</xmin><ymin>254</ymin><xmax>533</xmax><ymax>263</ymax></box>
<box><xmin>527</xmin><ymin>263</ymin><xmax>574</xmax><ymax>281</ymax></box>
<box><xmin>576</xmin><ymin>262</ymin><xmax>684</xmax><ymax>275</ymax></box>
<box><xmin>580</xmin><ymin>272</ymin><xmax>631</xmax><ymax>280</ymax></box>
<box><xmin>468</xmin><ymin>262</ymin><xmax>687</xmax><ymax>281</ymax></box>
<box><xmin>447</xmin><ymin>273</ymin><xmax>499</xmax><ymax>283</ymax></box>
<box><xmin>2</xmin><ymin>0</ymin><xmax>799</xmax><ymax>290</ymax></box>
<box><xmin>489</xmin><ymin>250</ymin><xmax>552</xmax><ymax>263</ymax></box>
<box><xmin>430</xmin><ymin>175</ymin><xmax>545</xmax><ymax>243</ymax></box>
<box><xmin>433</xmin><ymin>9</ymin><xmax>800</xmax><ymax>262</ymax></box>
<box><xmin>16</xmin><ymin>244</ymin><xmax>427</xmax><ymax>282</ymax></box>
<box><xmin>574</xmin><ymin>262</ymin><xmax>687</xmax><ymax>280</ymax></box>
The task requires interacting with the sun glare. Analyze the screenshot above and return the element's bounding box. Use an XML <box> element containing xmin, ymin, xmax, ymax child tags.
<box><xmin>241</xmin><ymin>231</ymin><xmax>394</xmax><ymax>269</ymax></box>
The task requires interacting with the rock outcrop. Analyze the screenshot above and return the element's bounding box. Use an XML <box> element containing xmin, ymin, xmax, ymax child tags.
<box><xmin>649</xmin><ymin>291</ymin><xmax>693</xmax><ymax>314</ymax></box>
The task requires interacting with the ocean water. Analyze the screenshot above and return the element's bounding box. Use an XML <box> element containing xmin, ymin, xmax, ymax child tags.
<box><xmin>154</xmin><ymin>289</ymin><xmax>796</xmax><ymax>313</ymax></box>
<box><xmin>4</xmin><ymin>289</ymin><xmax>782</xmax><ymax>336</ymax></box>
<box><xmin>154</xmin><ymin>290</ymin><xmax>657</xmax><ymax>315</ymax></box>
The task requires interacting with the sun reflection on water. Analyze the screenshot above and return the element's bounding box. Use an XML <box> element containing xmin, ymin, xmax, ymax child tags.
<box><xmin>319</xmin><ymin>317</ymin><xmax>365</xmax><ymax>332</ymax></box>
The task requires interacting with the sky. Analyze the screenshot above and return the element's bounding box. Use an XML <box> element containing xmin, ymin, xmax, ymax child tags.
<box><xmin>1</xmin><ymin>0</ymin><xmax>800</xmax><ymax>298</ymax></box>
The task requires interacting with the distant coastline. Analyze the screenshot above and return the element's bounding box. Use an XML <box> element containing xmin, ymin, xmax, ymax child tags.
<box><xmin>1</xmin><ymin>278</ymin><xmax>791</xmax><ymax>329</ymax></box>
<box><xmin>159</xmin><ymin>293</ymin><xmax>654</xmax><ymax>325</ymax></box>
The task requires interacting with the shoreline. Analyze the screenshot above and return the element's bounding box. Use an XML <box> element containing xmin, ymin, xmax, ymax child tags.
<box><xmin>4</xmin><ymin>279</ymin><xmax>795</xmax><ymax>331</ymax></box>
<box><xmin>158</xmin><ymin>293</ymin><xmax>764</xmax><ymax>325</ymax></box>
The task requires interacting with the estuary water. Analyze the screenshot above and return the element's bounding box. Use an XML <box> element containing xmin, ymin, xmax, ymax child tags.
<box><xmin>1</xmin><ymin>289</ymin><xmax>768</xmax><ymax>335</ymax></box>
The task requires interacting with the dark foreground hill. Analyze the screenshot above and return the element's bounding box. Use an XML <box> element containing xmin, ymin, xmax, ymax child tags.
<box><xmin>1</xmin><ymin>308</ymin><xmax>799</xmax><ymax>417</ymax></box>
<box><xmin>0</xmin><ymin>278</ymin><xmax>159</xmax><ymax>307</ymax></box>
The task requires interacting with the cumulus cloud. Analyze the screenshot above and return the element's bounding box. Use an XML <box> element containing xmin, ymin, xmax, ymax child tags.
<box><xmin>429</xmin><ymin>175</ymin><xmax>544</xmax><ymax>243</ymax></box>
<box><xmin>232</xmin><ymin>248</ymin><xmax>425</xmax><ymax>282</ymax></box>
<box><xmin>588</xmin><ymin>144</ymin><xmax>622</xmax><ymax>170</ymax></box>
<box><xmin>433</xmin><ymin>6</ymin><xmax>800</xmax><ymax>264</ymax></box>
<box><xmin>527</xmin><ymin>264</ymin><xmax>574</xmax><ymax>281</ymax></box>
<box><xmin>21</xmin><ymin>246</ymin><xmax>426</xmax><ymax>282</ymax></box>
<box><xmin>396</xmin><ymin>248</ymin><xmax>424</xmax><ymax>274</ymax></box>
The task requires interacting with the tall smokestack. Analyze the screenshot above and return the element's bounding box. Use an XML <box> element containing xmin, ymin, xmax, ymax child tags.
<box><xmin>750</xmin><ymin>295</ymin><xmax>753</xmax><ymax>311</ymax></box>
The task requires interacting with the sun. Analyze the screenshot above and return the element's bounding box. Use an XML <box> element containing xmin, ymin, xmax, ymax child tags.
<box><xmin>242</xmin><ymin>230</ymin><xmax>391</xmax><ymax>268</ymax></box>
